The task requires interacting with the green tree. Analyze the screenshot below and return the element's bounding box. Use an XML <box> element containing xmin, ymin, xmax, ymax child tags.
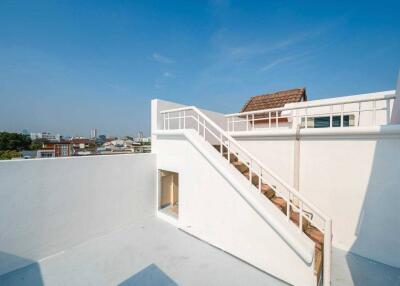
<box><xmin>30</xmin><ymin>138</ymin><xmax>48</xmax><ymax>150</ymax></box>
<box><xmin>0</xmin><ymin>150</ymin><xmax>21</xmax><ymax>160</ymax></box>
<box><xmin>0</xmin><ymin>132</ymin><xmax>31</xmax><ymax>151</ymax></box>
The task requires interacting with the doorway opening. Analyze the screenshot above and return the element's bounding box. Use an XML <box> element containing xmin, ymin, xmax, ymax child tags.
<box><xmin>159</xmin><ymin>170</ymin><xmax>179</xmax><ymax>218</ymax></box>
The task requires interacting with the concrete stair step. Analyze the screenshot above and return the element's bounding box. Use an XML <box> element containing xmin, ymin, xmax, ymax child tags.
<box><xmin>231</xmin><ymin>161</ymin><xmax>248</xmax><ymax>173</ymax></box>
<box><xmin>270</xmin><ymin>196</ymin><xmax>287</xmax><ymax>212</ymax></box>
<box><xmin>242</xmin><ymin>171</ymin><xmax>259</xmax><ymax>185</ymax></box>
<box><xmin>261</xmin><ymin>184</ymin><xmax>275</xmax><ymax>199</ymax></box>
<box><xmin>305</xmin><ymin>226</ymin><xmax>324</xmax><ymax>250</ymax></box>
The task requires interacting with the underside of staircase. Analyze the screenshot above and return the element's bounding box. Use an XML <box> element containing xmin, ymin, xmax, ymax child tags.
<box><xmin>213</xmin><ymin>144</ymin><xmax>324</xmax><ymax>282</ymax></box>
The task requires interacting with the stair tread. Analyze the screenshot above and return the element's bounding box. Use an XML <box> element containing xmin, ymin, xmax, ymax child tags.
<box><xmin>242</xmin><ymin>171</ymin><xmax>258</xmax><ymax>178</ymax></box>
<box><xmin>261</xmin><ymin>184</ymin><xmax>275</xmax><ymax>199</ymax></box>
<box><xmin>305</xmin><ymin>226</ymin><xmax>324</xmax><ymax>246</ymax></box>
<box><xmin>271</xmin><ymin>197</ymin><xmax>287</xmax><ymax>207</ymax></box>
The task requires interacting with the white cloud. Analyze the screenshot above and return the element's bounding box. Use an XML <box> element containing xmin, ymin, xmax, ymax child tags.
<box><xmin>163</xmin><ymin>72</ymin><xmax>174</xmax><ymax>78</ymax></box>
<box><xmin>152</xmin><ymin>53</ymin><xmax>175</xmax><ymax>64</ymax></box>
<box><xmin>261</xmin><ymin>56</ymin><xmax>295</xmax><ymax>71</ymax></box>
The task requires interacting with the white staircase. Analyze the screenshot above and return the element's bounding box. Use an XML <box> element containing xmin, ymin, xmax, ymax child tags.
<box><xmin>159</xmin><ymin>105</ymin><xmax>332</xmax><ymax>286</ymax></box>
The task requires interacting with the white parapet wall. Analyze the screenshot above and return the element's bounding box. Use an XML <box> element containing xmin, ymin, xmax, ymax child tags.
<box><xmin>232</xmin><ymin>126</ymin><xmax>400</xmax><ymax>268</ymax></box>
<box><xmin>0</xmin><ymin>154</ymin><xmax>156</xmax><ymax>276</ymax></box>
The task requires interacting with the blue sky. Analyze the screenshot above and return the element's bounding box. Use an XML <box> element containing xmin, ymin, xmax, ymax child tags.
<box><xmin>0</xmin><ymin>0</ymin><xmax>399</xmax><ymax>137</ymax></box>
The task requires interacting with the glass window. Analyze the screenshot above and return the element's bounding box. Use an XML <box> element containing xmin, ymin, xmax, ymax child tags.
<box><xmin>314</xmin><ymin>115</ymin><xmax>350</xmax><ymax>128</ymax></box>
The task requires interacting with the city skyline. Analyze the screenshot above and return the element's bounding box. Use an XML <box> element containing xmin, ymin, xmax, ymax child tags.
<box><xmin>0</xmin><ymin>1</ymin><xmax>399</xmax><ymax>136</ymax></box>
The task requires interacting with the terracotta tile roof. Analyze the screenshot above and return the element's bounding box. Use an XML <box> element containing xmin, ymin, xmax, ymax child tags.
<box><xmin>240</xmin><ymin>88</ymin><xmax>307</xmax><ymax>112</ymax></box>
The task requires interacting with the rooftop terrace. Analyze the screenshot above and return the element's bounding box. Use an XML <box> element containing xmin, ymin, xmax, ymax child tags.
<box><xmin>1</xmin><ymin>214</ymin><xmax>399</xmax><ymax>286</ymax></box>
<box><xmin>1</xmin><ymin>154</ymin><xmax>399</xmax><ymax>285</ymax></box>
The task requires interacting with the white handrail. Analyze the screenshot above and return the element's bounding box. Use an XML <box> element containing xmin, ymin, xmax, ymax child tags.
<box><xmin>226</xmin><ymin>92</ymin><xmax>396</xmax><ymax>133</ymax></box>
<box><xmin>225</xmin><ymin>92</ymin><xmax>395</xmax><ymax>117</ymax></box>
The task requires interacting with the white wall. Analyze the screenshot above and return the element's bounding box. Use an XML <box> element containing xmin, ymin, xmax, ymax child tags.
<box><xmin>0</xmin><ymin>154</ymin><xmax>156</xmax><ymax>276</ymax></box>
<box><xmin>298</xmin><ymin>128</ymin><xmax>400</xmax><ymax>268</ymax></box>
<box><xmin>233</xmin><ymin>134</ymin><xmax>296</xmax><ymax>186</ymax></box>
<box><xmin>231</xmin><ymin>127</ymin><xmax>400</xmax><ymax>268</ymax></box>
<box><xmin>155</xmin><ymin>132</ymin><xmax>317</xmax><ymax>286</ymax></box>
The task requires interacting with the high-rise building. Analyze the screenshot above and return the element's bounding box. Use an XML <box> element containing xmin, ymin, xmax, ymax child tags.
<box><xmin>30</xmin><ymin>132</ymin><xmax>61</xmax><ymax>142</ymax></box>
<box><xmin>90</xmin><ymin>129</ymin><xmax>98</xmax><ymax>139</ymax></box>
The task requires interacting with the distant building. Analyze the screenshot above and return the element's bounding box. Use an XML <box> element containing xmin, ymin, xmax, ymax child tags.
<box><xmin>70</xmin><ymin>138</ymin><xmax>96</xmax><ymax>155</ymax></box>
<box><xmin>134</xmin><ymin>136</ymin><xmax>151</xmax><ymax>143</ymax></box>
<box><xmin>36</xmin><ymin>149</ymin><xmax>55</xmax><ymax>158</ymax></box>
<box><xmin>30</xmin><ymin>132</ymin><xmax>61</xmax><ymax>142</ymax></box>
<box><xmin>97</xmin><ymin>138</ymin><xmax>151</xmax><ymax>154</ymax></box>
<box><xmin>91</xmin><ymin>129</ymin><xmax>97</xmax><ymax>139</ymax></box>
<box><xmin>42</xmin><ymin>142</ymin><xmax>73</xmax><ymax>157</ymax></box>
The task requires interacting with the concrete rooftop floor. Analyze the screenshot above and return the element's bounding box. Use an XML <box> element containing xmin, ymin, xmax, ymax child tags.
<box><xmin>0</xmin><ymin>216</ymin><xmax>399</xmax><ymax>286</ymax></box>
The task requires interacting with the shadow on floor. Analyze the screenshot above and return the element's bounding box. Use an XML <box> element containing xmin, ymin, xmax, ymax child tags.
<box><xmin>118</xmin><ymin>263</ymin><xmax>178</xmax><ymax>286</ymax></box>
<box><xmin>0</xmin><ymin>251</ymin><xmax>44</xmax><ymax>286</ymax></box>
<box><xmin>345</xmin><ymin>252</ymin><xmax>400</xmax><ymax>286</ymax></box>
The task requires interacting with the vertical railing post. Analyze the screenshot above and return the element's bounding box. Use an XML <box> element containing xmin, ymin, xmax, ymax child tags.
<box><xmin>203</xmin><ymin>119</ymin><xmax>206</xmax><ymax>139</ymax></box>
<box><xmin>179</xmin><ymin>112</ymin><xmax>181</xmax><ymax>129</ymax></box>
<box><xmin>183</xmin><ymin>110</ymin><xmax>186</xmax><ymax>129</ymax></box>
<box><xmin>163</xmin><ymin>113</ymin><xmax>166</xmax><ymax>130</ymax></box>
<box><xmin>246</xmin><ymin>115</ymin><xmax>249</xmax><ymax>131</ymax></box>
<box><xmin>329</xmin><ymin>105</ymin><xmax>333</xmax><ymax>127</ymax></box>
<box><xmin>286</xmin><ymin>200</ymin><xmax>290</xmax><ymax>221</ymax></box>
<box><xmin>340</xmin><ymin>104</ymin><xmax>344</xmax><ymax>127</ymax></box>
<box><xmin>220</xmin><ymin>134</ymin><xmax>223</xmax><ymax>155</ymax></box>
<box><xmin>252</xmin><ymin>114</ymin><xmax>255</xmax><ymax>130</ymax></box>
<box><xmin>167</xmin><ymin>113</ymin><xmax>170</xmax><ymax>130</ymax></box>
<box><xmin>324</xmin><ymin>219</ymin><xmax>332</xmax><ymax>286</ymax></box>
<box><xmin>269</xmin><ymin>112</ymin><xmax>271</xmax><ymax>128</ymax></box>
<box><xmin>227</xmin><ymin>117</ymin><xmax>230</xmax><ymax>132</ymax></box>
<box><xmin>275</xmin><ymin>111</ymin><xmax>278</xmax><ymax>128</ymax></box>
<box><xmin>299</xmin><ymin>201</ymin><xmax>303</xmax><ymax>233</ymax></box>
<box><xmin>372</xmin><ymin>100</ymin><xmax>376</xmax><ymax>126</ymax></box>
<box><xmin>249</xmin><ymin>159</ymin><xmax>252</xmax><ymax>186</ymax></box>
<box><xmin>227</xmin><ymin>141</ymin><xmax>231</xmax><ymax>162</ymax></box>
<box><xmin>197</xmin><ymin>114</ymin><xmax>200</xmax><ymax>133</ymax></box>
<box><xmin>258</xmin><ymin>171</ymin><xmax>262</xmax><ymax>193</ymax></box>
<box><xmin>305</xmin><ymin>108</ymin><xmax>308</xmax><ymax>129</ymax></box>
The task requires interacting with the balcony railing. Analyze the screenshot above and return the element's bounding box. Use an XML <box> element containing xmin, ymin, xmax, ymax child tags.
<box><xmin>225</xmin><ymin>91</ymin><xmax>396</xmax><ymax>132</ymax></box>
